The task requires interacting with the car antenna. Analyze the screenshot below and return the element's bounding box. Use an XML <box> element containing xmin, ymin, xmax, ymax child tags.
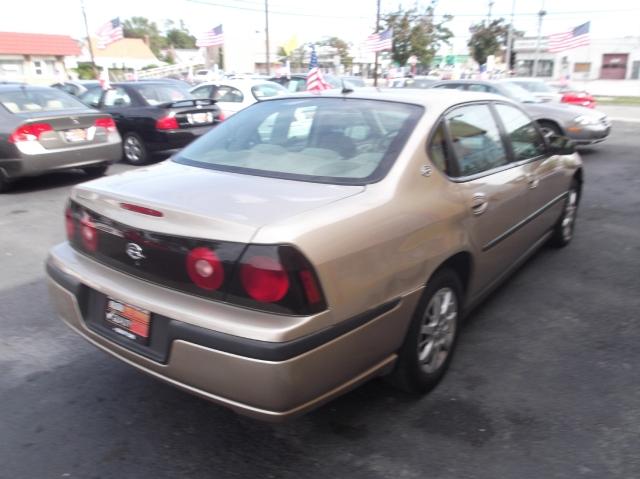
<box><xmin>341</xmin><ymin>78</ymin><xmax>353</xmax><ymax>95</ymax></box>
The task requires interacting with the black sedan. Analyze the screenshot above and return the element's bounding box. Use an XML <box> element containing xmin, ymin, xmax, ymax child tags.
<box><xmin>79</xmin><ymin>81</ymin><xmax>222</xmax><ymax>165</ymax></box>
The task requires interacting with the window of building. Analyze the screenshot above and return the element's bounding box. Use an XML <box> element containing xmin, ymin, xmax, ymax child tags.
<box><xmin>574</xmin><ymin>63</ymin><xmax>591</xmax><ymax>73</ymax></box>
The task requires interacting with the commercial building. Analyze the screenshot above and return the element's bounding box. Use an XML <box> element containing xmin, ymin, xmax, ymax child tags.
<box><xmin>0</xmin><ymin>32</ymin><xmax>80</xmax><ymax>84</ymax></box>
<box><xmin>514</xmin><ymin>36</ymin><xmax>640</xmax><ymax>80</ymax></box>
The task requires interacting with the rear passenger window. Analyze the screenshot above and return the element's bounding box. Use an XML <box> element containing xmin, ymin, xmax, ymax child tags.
<box><xmin>468</xmin><ymin>84</ymin><xmax>489</xmax><ymax>92</ymax></box>
<box><xmin>494</xmin><ymin>104</ymin><xmax>546</xmax><ymax>161</ymax></box>
<box><xmin>103</xmin><ymin>88</ymin><xmax>131</xmax><ymax>107</ymax></box>
<box><xmin>428</xmin><ymin>123</ymin><xmax>450</xmax><ymax>174</ymax></box>
<box><xmin>445</xmin><ymin>104</ymin><xmax>507</xmax><ymax>177</ymax></box>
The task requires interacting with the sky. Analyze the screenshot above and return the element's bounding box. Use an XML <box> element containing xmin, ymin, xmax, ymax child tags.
<box><xmin>1</xmin><ymin>0</ymin><xmax>639</xmax><ymax>54</ymax></box>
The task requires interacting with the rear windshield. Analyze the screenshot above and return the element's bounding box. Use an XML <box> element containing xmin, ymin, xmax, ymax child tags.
<box><xmin>174</xmin><ymin>97</ymin><xmax>423</xmax><ymax>185</ymax></box>
<box><xmin>133</xmin><ymin>84</ymin><xmax>191</xmax><ymax>105</ymax></box>
<box><xmin>0</xmin><ymin>88</ymin><xmax>87</xmax><ymax>113</ymax></box>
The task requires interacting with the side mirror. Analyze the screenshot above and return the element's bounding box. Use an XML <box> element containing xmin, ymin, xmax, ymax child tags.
<box><xmin>547</xmin><ymin>133</ymin><xmax>576</xmax><ymax>155</ymax></box>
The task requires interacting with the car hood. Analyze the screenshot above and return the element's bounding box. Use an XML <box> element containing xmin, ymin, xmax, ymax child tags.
<box><xmin>520</xmin><ymin>101</ymin><xmax>606</xmax><ymax>121</ymax></box>
<box><xmin>71</xmin><ymin>160</ymin><xmax>365</xmax><ymax>243</ymax></box>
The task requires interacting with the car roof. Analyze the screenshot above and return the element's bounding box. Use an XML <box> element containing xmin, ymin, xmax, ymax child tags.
<box><xmin>270</xmin><ymin>87</ymin><xmax>511</xmax><ymax>110</ymax></box>
<box><xmin>194</xmin><ymin>79</ymin><xmax>283</xmax><ymax>88</ymax></box>
<box><xmin>0</xmin><ymin>84</ymin><xmax>55</xmax><ymax>92</ymax></box>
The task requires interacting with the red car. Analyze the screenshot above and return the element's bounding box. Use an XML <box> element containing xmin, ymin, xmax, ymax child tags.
<box><xmin>550</xmin><ymin>83</ymin><xmax>596</xmax><ymax>109</ymax></box>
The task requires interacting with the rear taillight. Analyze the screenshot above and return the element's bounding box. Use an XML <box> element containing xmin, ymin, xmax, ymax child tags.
<box><xmin>65</xmin><ymin>205</ymin><xmax>75</xmax><ymax>239</ymax></box>
<box><xmin>231</xmin><ymin>245</ymin><xmax>326</xmax><ymax>314</ymax></box>
<box><xmin>9</xmin><ymin>123</ymin><xmax>53</xmax><ymax>143</ymax></box>
<box><xmin>186</xmin><ymin>247</ymin><xmax>224</xmax><ymax>291</ymax></box>
<box><xmin>240</xmin><ymin>255</ymin><xmax>290</xmax><ymax>303</ymax></box>
<box><xmin>156</xmin><ymin>115</ymin><xmax>179</xmax><ymax>130</ymax></box>
<box><xmin>95</xmin><ymin>117</ymin><xmax>117</xmax><ymax>133</ymax></box>
<box><xmin>217</xmin><ymin>111</ymin><xmax>225</xmax><ymax>122</ymax></box>
<box><xmin>80</xmin><ymin>214</ymin><xmax>99</xmax><ymax>252</ymax></box>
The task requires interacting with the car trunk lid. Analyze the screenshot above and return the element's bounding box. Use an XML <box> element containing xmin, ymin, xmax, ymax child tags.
<box><xmin>13</xmin><ymin>109</ymin><xmax>116</xmax><ymax>150</ymax></box>
<box><xmin>71</xmin><ymin>160</ymin><xmax>365</xmax><ymax>244</ymax></box>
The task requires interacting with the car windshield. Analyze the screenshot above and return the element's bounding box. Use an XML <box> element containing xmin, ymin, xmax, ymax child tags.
<box><xmin>174</xmin><ymin>97</ymin><xmax>423</xmax><ymax>185</ymax></box>
<box><xmin>134</xmin><ymin>84</ymin><xmax>191</xmax><ymax>105</ymax></box>
<box><xmin>499</xmin><ymin>81</ymin><xmax>541</xmax><ymax>103</ymax></box>
<box><xmin>0</xmin><ymin>88</ymin><xmax>87</xmax><ymax>113</ymax></box>
<box><xmin>251</xmin><ymin>82</ymin><xmax>288</xmax><ymax>100</ymax></box>
<box><xmin>513</xmin><ymin>80</ymin><xmax>554</xmax><ymax>93</ymax></box>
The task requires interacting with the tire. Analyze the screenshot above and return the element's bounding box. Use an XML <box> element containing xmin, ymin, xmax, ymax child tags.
<box><xmin>549</xmin><ymin>179</ymin><xmax>580</xmax><ymax>248</ymax></box>
<box><xmin>122</xmin><ymin>133</ymin><xmax>148</xmax><ymax>165</ymax></box>
<box><xmin>538</xmin><ymin>120</ymin><xmax>562</xmax><ymax>138</ymax></box>
<box><xmin>0</xmin><ymin>172</ymin><xmax>11</xmax><ymax>193</ymax></box>
<box><xmin>390</xmin><ymin>268</ymin><xmax>463</xmax><ymax>394</ymax></box>
<box><xmin>83</xmin><ymin>163</ymin><xmax>109</xmax><ymax>178</ymax></box>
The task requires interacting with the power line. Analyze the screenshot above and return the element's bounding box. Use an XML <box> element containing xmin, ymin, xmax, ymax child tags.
<box><xmin>186</xmin><ymin>0</ymin><xmax>640</xmax><ymax>19</ymax></box>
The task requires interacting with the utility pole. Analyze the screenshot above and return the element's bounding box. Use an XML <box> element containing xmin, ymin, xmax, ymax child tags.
<box><xmin>264</xmin><ymin>0</ymin><xmax>271</xmax><ymax>75</ymax></box>
<box><xmin>487</xmin><ymin>1</ymin><xmax>494</xmax><ymax>21</ymax></box>
<box><xmin>505</xmin><ymin>0</ymin><xmax>516</xmax><ymax>73</ymax></box>
<box><xmin>532</xmin><ymin>1</ymin><xmax>546</xmax><ymax>77</ymax></box>
<box><xmin>373</xmin><ymin>0</ymin><xmax>381</xmax><ymax>87</ymax></box>
<box><xmin>80</xmin><ymin>0</ymin><xmax>98</xmax><ymax>78</ymax></box>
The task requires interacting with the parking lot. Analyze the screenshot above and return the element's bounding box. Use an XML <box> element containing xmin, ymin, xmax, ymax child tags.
<box><xmin>1</xmin><ymin>118</ymin><xmax>639</xmax><ymax>478</ymax></box>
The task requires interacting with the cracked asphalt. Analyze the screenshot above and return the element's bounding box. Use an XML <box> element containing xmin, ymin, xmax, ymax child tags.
<box><xmin>1</xmin><ymin>119</ymin><xmax>639</xmax><ymax>478</ymax></box>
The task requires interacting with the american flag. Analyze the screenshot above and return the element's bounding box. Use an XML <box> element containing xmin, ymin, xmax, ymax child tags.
<box><xmin>196</xmin><ymin>24</ymin><xmax>224</xmax><ymax>47</ymax></box>
<box><xmin>306</xmin><ymin>46</ymin><xmax>330</xmax><ymax>92</ymax></box>
<box><xmin>548</xmin><ymin>22</ymin><xmax>590</xmax><ymax>53</ymax></box>
<box><xmin>365</xmin><ymin>28</ymin><xmax>393</xmax><ymax>52</ymax></box>
<box><xmin>96</xmin><ymin>18</ymin><xmax>123</xmax><ymax>49</ymax></box>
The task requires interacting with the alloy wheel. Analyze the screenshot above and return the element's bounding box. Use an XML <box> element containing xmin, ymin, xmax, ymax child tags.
<box><xmin>124</xmin><ymin>136</ymin><xmax>143</xmax><ymax>163</ymax></box>
<box><xmin>418</xmin><ymin>287</ymin><xmax>458</xmax><ymax>374</ymax></box>
<box><xmin>562</xmin><ymin>189</ymin><xmax>578</xmax><ymax>242</ymax></box>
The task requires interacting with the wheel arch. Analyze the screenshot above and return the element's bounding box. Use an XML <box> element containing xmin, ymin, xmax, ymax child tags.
<box><xmin>431</xmin><ymin>251</ymin><xmax>473</xmax><ymax>296</ymax></box>
<box><xmin>537</xmin><ymin>118</ymin><xmax>565</xmax><ymax>135</ymax></box>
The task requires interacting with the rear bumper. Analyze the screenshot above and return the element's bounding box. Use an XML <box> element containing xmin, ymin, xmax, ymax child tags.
<box><xmin>0</xmin><ymin>140</ymin><xmax>122</xmax><ymax>179</ymax></box>
<box><xmin>146</xmin><ymin>125</ymin><xmax>215</xmax><ymax>153</ymax></box>
<box><xmin>46</xmin><ymin>242</ymin><xmax>419</xmax><ymax>421</ymax></box>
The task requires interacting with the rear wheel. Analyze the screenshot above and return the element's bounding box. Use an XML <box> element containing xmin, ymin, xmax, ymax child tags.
<box><xmin>549</xmin><ymin>179</ymin><xmax>580</xmax><ymax>248</ymax></box>
<box><xmin>83</xmin><ymin>163</ymin><xmax>109</xmax><ymax>178</ymax></box>
<box><xmin>390</xmin><ymin>268</ymin><xmax>462</xmax><ymax>394</ymax></box>
<box><xmin>0</xmin><ymin>172</ymin><xmax>12</xmax><ymax>193</ymax></box>
<box><xmin>123</xmin><ymin>133</ymin><xmax>148</xmax><ymax>165</ymax></box>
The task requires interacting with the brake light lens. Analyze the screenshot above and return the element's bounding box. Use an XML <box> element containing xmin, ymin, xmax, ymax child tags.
<box><xmin>65</xmin><ymin>205</ymin><xmax>75</xmax><ymax>239</ymax></box>
<box><xmin>240</xmin><ymin>255</ymin><xmax>290</xmax><ymax>303</ymax></box>
<box><xmin>186</xmin><ymin>247</ymin><xmax>224</xmax><ymax>290</ymax></box>
<box><xmin>95</xmin><ymin>117</ymin><xmax>117</xmax><ymax>133</ymax></box>
<box><xmin>156</xmin><ymin>115</ymin><xmax>179</xmax><ymax>130</ymax></box>
<box><xmin>9</xmin><ymin>123</ymin><xmax>53</xmax><ymax>143</ymax></box>
<box><xmin>120</xmin><ymin>203</ymin><xmax>164</xmax><ymax>217</ymax></box>
<box><xmin>217</xmin><ymin>111</ymin><xmax>225</xmax><ymax>122</ymax></box>
<box><xmin>80</xmin><ymin>215</ymin><xmax>98</xmax><ymax>252</ymax></box>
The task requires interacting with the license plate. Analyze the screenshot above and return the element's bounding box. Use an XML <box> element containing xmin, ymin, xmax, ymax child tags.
<box><xmin>105</xmin><ymin>298</ymin><xmax>151</xmax><ymax>344</ymax></box>
<box><xmin>187</xmin><ymin>112</ymin><xmax>212</xmax><ymax>124</ymax></box>
<box><xmin>64</xmin><ymin>128</ymin><xmax>88</xmax><ymax>142</ymax></box>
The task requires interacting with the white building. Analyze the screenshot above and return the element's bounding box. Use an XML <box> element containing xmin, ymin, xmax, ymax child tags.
<box><xmin>514</xmin><ymin>36</ymin><xmax>640</xmax><ymax>80</ymax></box>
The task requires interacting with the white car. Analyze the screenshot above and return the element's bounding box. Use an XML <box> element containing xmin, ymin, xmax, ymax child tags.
<box><xmin>190</xmin><ymin>79</ymin><xmax>288</xmax><ymax>118</ymax></box>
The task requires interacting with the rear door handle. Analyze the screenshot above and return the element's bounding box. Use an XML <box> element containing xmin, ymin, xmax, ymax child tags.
<box><xmin>471</xmin><ymin>193</ymin><xmax>488</xmax><ymax>215</ymax></box>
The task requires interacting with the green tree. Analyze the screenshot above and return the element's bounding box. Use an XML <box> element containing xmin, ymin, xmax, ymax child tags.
<box><xmin>164</xmin><ymin>19</ymin><xmax>197</xmax><ymax>49</ymax></box>
<box><xmin>122</xmin><ymin>16</ymin><xmax>166</xmax><ymax>57</ymax></box>
<box><xmin>384</xmin><ymin>1</ymin><xmax>453</xmax><ymax>67</ymax></box>
<box><xmin>468</xmin><ymin>18</ymin><xmax>520</xmax><ymax>66</ymax></box>
<box><xmin>317</xmin><ymin>37</ymin><xmax>353</xmax><ymax>68</ymax></box>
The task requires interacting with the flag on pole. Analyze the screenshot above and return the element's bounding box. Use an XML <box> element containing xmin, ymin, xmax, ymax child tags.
<box><xmin>365</xmin><ymin>28</ymin><xmax>393</xmax><ymax>52</ymax></box>
<box><xmin>548</xmin><ymin>22</ymin><xmax>590</xmax><ymax>53</ymax></box>
<box><xmin>96</xmin><ymin>18</ymin><xmax>123</xmax><ymax>49</ymax></box>
<box><xmin>99</xmin><ymin>67</ymin><xmax>110</xmax><ymax>90</ymax></box>
<box><xmin>306</xmin><ymin>46</ymin><xmax>330</xmax><ymax>92</ymax></box>
<box><xmin>196</xmin><ymin>25</ymin><xmax>224</xmax><ymax>47</ymax></box>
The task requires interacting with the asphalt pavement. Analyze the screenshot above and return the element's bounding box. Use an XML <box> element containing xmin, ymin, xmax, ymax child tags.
<box><xmin>1</xmin><ymin>120</ymin><xmax>640</xmax><ymax>478</ymax></box>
